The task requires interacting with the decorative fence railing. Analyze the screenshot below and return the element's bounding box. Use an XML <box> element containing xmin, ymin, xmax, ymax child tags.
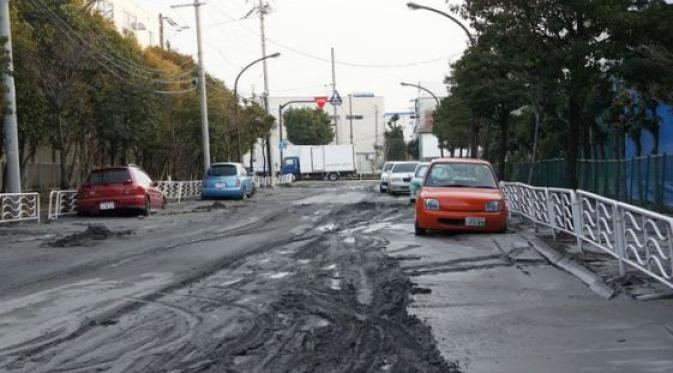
<box><xmin>156</xmin><ymin>181</ymin><xmax>202</xmax><ymax>202</ymax></box>
<box><xmin>503</xmin><ymin>182</ymin><xmax>673</xmax><ymax>290</ymax></box>
<box><xmin>252</xmin><ymin>175</ymin><xmax>294</xmax><ymax>187</ymax></box>
<box><xmin>47</xmin><ymin>190</ymin><xmax>78</xmax><ymax>221</ymax></box>
<box><xmin>279</xmin><ymin>174</ymin><xmax>295</xmax><ymax>185</ymax></box>
<box><xmin>0</xmin><ymin>193</ymin><xmax>40</xmax><ymax>224</ymax></box>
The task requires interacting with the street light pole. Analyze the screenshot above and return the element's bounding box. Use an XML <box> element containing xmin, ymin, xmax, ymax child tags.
<box><xmin>406</xmin><ymin>2</ymin><xmax>476</xmax><ymax>47</ymax></box>
<box><xmin>0</xmin><ymin>0</ymin><xmax>21</xmax><ymax>193</ymax></box>
<box><xmin>277</xmin><ymin>99</ymin><xmax>316</xmax><ymax>164</ymax></box>
<box><xmin>233</xmin><ymin>53</ymin><xmax>281</xmax><ymax>162</ymax></box>
<box><xmin>400</xmin><ymin>82</ymin><xmax>444</xmax><ymax>158</ymax></box>
<box><xmin>400</xmin><ymin>82</ymin><xmax>441</xmax><ymax>108</ymax></box>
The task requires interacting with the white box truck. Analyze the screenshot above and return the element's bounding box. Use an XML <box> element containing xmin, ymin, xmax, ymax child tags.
<box><xmin>280</xmin><ymin>145</ymin><xmax>356</xmax><ymax>181</ymax></box>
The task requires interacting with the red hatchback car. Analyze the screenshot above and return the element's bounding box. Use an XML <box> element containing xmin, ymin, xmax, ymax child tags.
<box><xmin>77</xmin><ymin>166</ymin><xmax>166</xmax><ymax>216</ymax></box>
<box><xmin>415</xmin><ymin>159</ymin><xmax>508</xmax><ymax>235</ymax></box>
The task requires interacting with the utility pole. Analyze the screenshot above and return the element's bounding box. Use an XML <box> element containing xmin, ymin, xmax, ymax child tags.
<box><xmin>194</xmin><ymin>0</ymin><xmax>210</xmax><ymax>174</ymax></box>
<box><xmin>348</xmin><ymin>94</ymin><xmax>354</xmax><ymax>145</ymax></box>
<box><xmin>172</xmin><ymin>1</ymin><xmax>211</xmax><ymax>174</ymax></box>
<box><xmin>1</xmin><ymin>0</ymin><xmax>21</xmax><ymax>193</ymax></box>
<box><xmin>331</xmin><ymin>47</ymin><xmax>339</xmax><ymax>145</ymax></box>
<box><xmin>374</xmin><ymin>105</ymin><xmax>379</xmax><ymax>167</ymax></box>
<box><xmin>257</xmin><ymin>0</ymin><xmax>275</xmax><ymax>186</ymax></box>
<box><xmin>159</xmin><ymin>13</ymin><xmax>164</xmax><ymax>49</ymax></box>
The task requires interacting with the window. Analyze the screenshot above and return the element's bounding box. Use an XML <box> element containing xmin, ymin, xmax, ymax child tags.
<box><xmin>383</xmin><ymin>163</ymin><xmax>394</xmax><ymax>172</ymax></box>
<box><xmin>123</xmin><ymin>12</ymin><xmax>138</xmax><ymax>29</ymax></box>
<box><xmin>87</xmin><ymin>169</ymin><xmax>131</xmax><ymax>185</ymax></box>
<box><xmin>392</xmin><ymin>163</ymin><xmax>419</xmax><ymax>173</ymax></box>
<box><xmin>95</xmin><ymin>0</ymin><xmax>114</xmax><ymax>19</ymax></box>
<box><xmin>209</xmin><ymin>165</ymin><xmax>238</xmax><ymax>177</ymax></box>
<box><xmin>415</xmin><ymin>165</ymin><xmax>429</xmax><ymax>178</ymax></box>
<box><xmin>425</xmin><ymin>163</ymin><xmax>497</xmax><ymax>188</ymax></box>
<box><xmin>133</xmin><ymin>169</ymin><xmax>152</xmax><ymax>187</ymax></box>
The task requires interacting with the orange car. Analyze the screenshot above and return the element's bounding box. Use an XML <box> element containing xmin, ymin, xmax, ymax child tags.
<box><xmin>415</xmin><ymin>159</ymin><xmax>508</xmax><ymax>235</ymax></box>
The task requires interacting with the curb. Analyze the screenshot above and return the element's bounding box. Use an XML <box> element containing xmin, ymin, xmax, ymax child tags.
<box><xmin>517</xmin><ymin>230</ymin><xmax>617</xmax><ymax>299</ymax></box>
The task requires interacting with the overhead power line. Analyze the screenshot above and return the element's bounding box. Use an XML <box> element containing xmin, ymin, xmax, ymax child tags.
<box><xmin>27</xmin><ymin>0</ymin><xmax>195</xmax><ymax>85</ymax></box>
<box><xmin>205</xmin><ymin>3</ymin><xmax>458</xmax><ymax>69</ymax></box>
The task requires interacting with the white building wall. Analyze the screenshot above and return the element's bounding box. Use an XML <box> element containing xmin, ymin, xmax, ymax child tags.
<box><xmin>414</xmin><ymin>97</ymin><xmax>445</xmax><ymax>161</ymax></box>
<box><xmin>94</xmin><ymin>0</ymin><xmax>161</xmax><ymax>48</ymax></box>
<box><xmin>245</xmin><ymin>95</ymin><xmax>385</xmax><ymax>175</ymax></box>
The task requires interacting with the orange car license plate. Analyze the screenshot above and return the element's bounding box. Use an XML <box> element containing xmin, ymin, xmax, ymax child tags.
<box><xmin>465</xmin><ymin>217</ymin><xmax>486</xmax><ymax>227</ymax></box>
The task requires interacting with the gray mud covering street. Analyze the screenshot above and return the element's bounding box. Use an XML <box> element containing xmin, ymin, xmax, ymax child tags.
<box><xmin>193</xmin><ymin>201</ymin><xmax>228</xmax><ymax>212</ymax></box>
<box><xmin>0</xmin><ymin>186</ymin><xmax>460</xmax><ymax>373</ymax></box>
<box><xmin>46</xmin><ymin>224</ymin><xmax>134</xmax><ymax>248</ymax></box>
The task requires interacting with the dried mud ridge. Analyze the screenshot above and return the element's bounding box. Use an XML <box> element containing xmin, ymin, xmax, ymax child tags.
<box><xmin>4</xmin><ymin>198</ymin><xmax>460</xmax><ymax>372</ymax></box>
<box><xmin>46</xmin><ymin>224</ymin><xmax>134</xmax><ymax>248</ymax></box>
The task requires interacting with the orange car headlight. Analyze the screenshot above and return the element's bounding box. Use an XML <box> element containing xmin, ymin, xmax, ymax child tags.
<box><xmin>485</xmin><ymin>200</ymin><xmax>501</xmax><ymax>212</ymax></box>
<box><xmin>424</xmin><ymin>198</ymin><xmax>440</xmax><ymax>211</ymax></box>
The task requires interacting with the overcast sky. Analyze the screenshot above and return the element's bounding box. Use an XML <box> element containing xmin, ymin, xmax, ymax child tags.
<box><xmin>143</xmin><ymin>0</ymin><xmax>469</xmax><ymax>113</ymax></box>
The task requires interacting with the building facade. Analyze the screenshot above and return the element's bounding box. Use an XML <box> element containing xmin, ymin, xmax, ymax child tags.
<box><xmin>94</xmin><ymin>0</ymin><xmax>161</xmax><ymax>48</ymax></box>
<box><xmin>245</xmin><ymin>94</ymin><xmax>386</xmax><ymax>175</ymax></box>
<box><xmin>414</xmin><ymin>97</ymin><xmax>444</xmax><ymax>160</ymax></box>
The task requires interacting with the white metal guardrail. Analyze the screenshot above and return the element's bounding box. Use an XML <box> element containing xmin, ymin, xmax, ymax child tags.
<box><xmin>48</xmin><ymin>190</ymin><xmax>78</xmax><ymax>221</ymax></box>
<box><xmin>156</xmin><ymin>181</ymin><xmax>203</xmax><ymax>202</ymax></box>
<box><xmin>279</xmin><ymin>174</ymin><xmax>295</xmax><ymax>185</ymax></box>
<box><xmin>503</xmin><ymin>182</ymin><xmax>673</xmax><ymax>290</ymax></box>
<box><xmin>0</xmin><ymin>193</ymin><xmax>40</xmax><ymax>224</ymax></box>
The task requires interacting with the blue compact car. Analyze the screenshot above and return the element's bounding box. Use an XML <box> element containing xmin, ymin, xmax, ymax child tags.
<box><xmin>202</xmin><ymin>163</ymin><xmax>255</xmax><ymax>200</ymax></box>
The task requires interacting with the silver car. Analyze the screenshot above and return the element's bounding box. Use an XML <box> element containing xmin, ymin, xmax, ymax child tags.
<box><xmin>379</xmin><ymin>162</ymin><xmax>397</xmax><ymax>193</ymax></box>
<box><xmin>388</xmin><ymin>162</ymin><xmax>420</xmax><ymax>194</ymax></box>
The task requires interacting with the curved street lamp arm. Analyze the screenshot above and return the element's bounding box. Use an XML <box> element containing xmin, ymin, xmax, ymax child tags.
<box><xmin>234</xmin><ymin>53</ymin><xmax>281</xmax><ymax>101</ymax></box>
<box><xmin>407</xmin><ymin>2</ymin><xmax>476</xmax><ymax>46</ymax></box>
<box><xmin>401</xmin><ymin>82</ymin><xmax>442</xmax><ymax>108</ymax></box>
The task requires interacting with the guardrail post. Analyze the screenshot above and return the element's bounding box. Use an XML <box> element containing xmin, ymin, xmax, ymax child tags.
<box><xmin>546</xmin><ymin>189</ymin><xmax>557</xmax><ymax>241</ymax></box>
<box><xmin>178</xmin><ymin>182</ymin><xmax>183</xmax><ymax>203</ymax></box>
<box><xmin>56</xmin><ymin>192</ymin><xmax>62</xmax><ymax>221</ymax></box>
<box><xmin>571</xmin><ymin>192</ymin><xmax>584</xmax><ymax>254</ymax></box>
<box><xmin>613</xmin><ymin>203</ymin><xmax>626</xmax><ymax>276</ymax></box>
<box><xmin>668</xmin><ymin>223</ymin><xmax>673</xmax><ymax>280</ymax></box>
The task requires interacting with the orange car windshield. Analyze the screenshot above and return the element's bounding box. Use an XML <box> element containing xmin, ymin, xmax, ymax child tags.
<box><xmin>425</xmin><ymin>163</ymin><xmax>497</xmax><ymax>189</ymax></box>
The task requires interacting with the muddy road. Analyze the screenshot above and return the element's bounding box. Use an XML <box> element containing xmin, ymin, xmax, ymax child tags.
<box><xmin>0</xmin><ymin>182</ymin><xmax>455</xmax><ymax>372</ymax></box>
<box><xmin>1</xmin><ymin>181</ymin><xmax>672</xmax><ymax>373</ymax></box>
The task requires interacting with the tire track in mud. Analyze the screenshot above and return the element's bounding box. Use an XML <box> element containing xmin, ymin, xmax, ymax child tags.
<box><xmin>5</xmin><ymin>206</ymin><xmax>294</xmax><ymax>294</ymax></box>
<box><xmin>3</xmin><ymin>196</ymin><xmax>460</xmax><ymax>372</ymax></box>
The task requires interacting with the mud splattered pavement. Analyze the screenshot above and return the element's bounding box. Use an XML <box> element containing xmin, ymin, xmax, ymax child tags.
<box><xmin>0</xmin><ymin>182</ymin><xmax>455</xmax><ymax>372</ymax></box>
<box><xmin>1</xmin><ymin>181</ymin><xmax>672</xmax><ymax>373</ymax></box>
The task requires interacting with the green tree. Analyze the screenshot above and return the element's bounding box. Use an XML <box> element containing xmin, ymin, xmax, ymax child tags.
<box><xmin>433</xmin><ymin>95</ymin><xmax>471</xmax><ymax>157</ymax></box>
<box><xmin>284</xmin><ymin>107</ymin><xmax>333</xmax><ymax>145</ymax></box>
<box><xmin>384</xmin><ymin>114</ymin><xmax>407</xmax><ymax>161</ymax></box>
<box><xmin>457</xmin><ymin>0</ymin><xmax>633</xmax><ymax>186</ymax></box>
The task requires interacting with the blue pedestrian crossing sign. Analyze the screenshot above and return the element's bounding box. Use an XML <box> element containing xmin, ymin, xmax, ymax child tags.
<box><xmin>329</xmin><ymin>91</ymin><xmax>343</xmax><ymax>106</ymax></box>
<box><xmin>278</xmin><ymin>140</ymin><xmax>289</xmax><ymax>150</ymax></box>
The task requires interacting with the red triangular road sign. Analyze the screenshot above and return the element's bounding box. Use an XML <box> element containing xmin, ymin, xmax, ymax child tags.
<box><xmin>315</xmin><ymin>96</ymin><xmax>328</xmax><ymax>110</ymax></box>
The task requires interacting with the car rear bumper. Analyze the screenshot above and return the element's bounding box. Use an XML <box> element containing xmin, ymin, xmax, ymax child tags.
<box><xmin>202</xmin><ymin>186</ymin><xmax>245</xmax><ymax>198</ymax></box>
<box><xmin>78</xmin><ymin>195</ymin><xmax>146</xmax><ymax>213</ymax></box>
<box><xmin>416</xmin><ymin>209</ymin><xmax>507</xmax><ymax>232</ymax></box>
<box><xmin>389</xmin><ymin>182</ymin><xmax>411</xmax><ymax>193</ymax></box>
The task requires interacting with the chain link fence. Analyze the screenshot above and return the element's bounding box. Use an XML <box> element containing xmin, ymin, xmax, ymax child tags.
<box><xmin>508</xmin><ymin>155</ymin><xmax>673</xmax><ymax>212</ymax></box>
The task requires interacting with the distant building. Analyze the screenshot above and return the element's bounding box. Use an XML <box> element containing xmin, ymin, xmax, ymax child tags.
<box><xmin>414</xmin><ymin>97</ymin><xmax>444</xmax><ymax>160</ymax></box>
<box><xmin>384</xmin><ymin>112</ymin><xmax>416</xmax><ymax>143</ymax></box>
<box><xmin>244</xmin><ymin>94</ymin><xmax>386</xmax><ymax>175</ymax></box>
<box><xmin>94</xmin><ymin>0</ymin><xmax>161</xmax><ymax>48</ymax></box>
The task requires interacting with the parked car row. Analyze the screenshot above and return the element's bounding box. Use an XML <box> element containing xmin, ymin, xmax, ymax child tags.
<box><xmin>380</xmin><ymin>159</ymin><xmax>508</xmax><ymax>235</ymax></box>
<box><xmin>76</xmin><ymin>162</ymin><xmax>255</xmax><ymax>216</ymax></box>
